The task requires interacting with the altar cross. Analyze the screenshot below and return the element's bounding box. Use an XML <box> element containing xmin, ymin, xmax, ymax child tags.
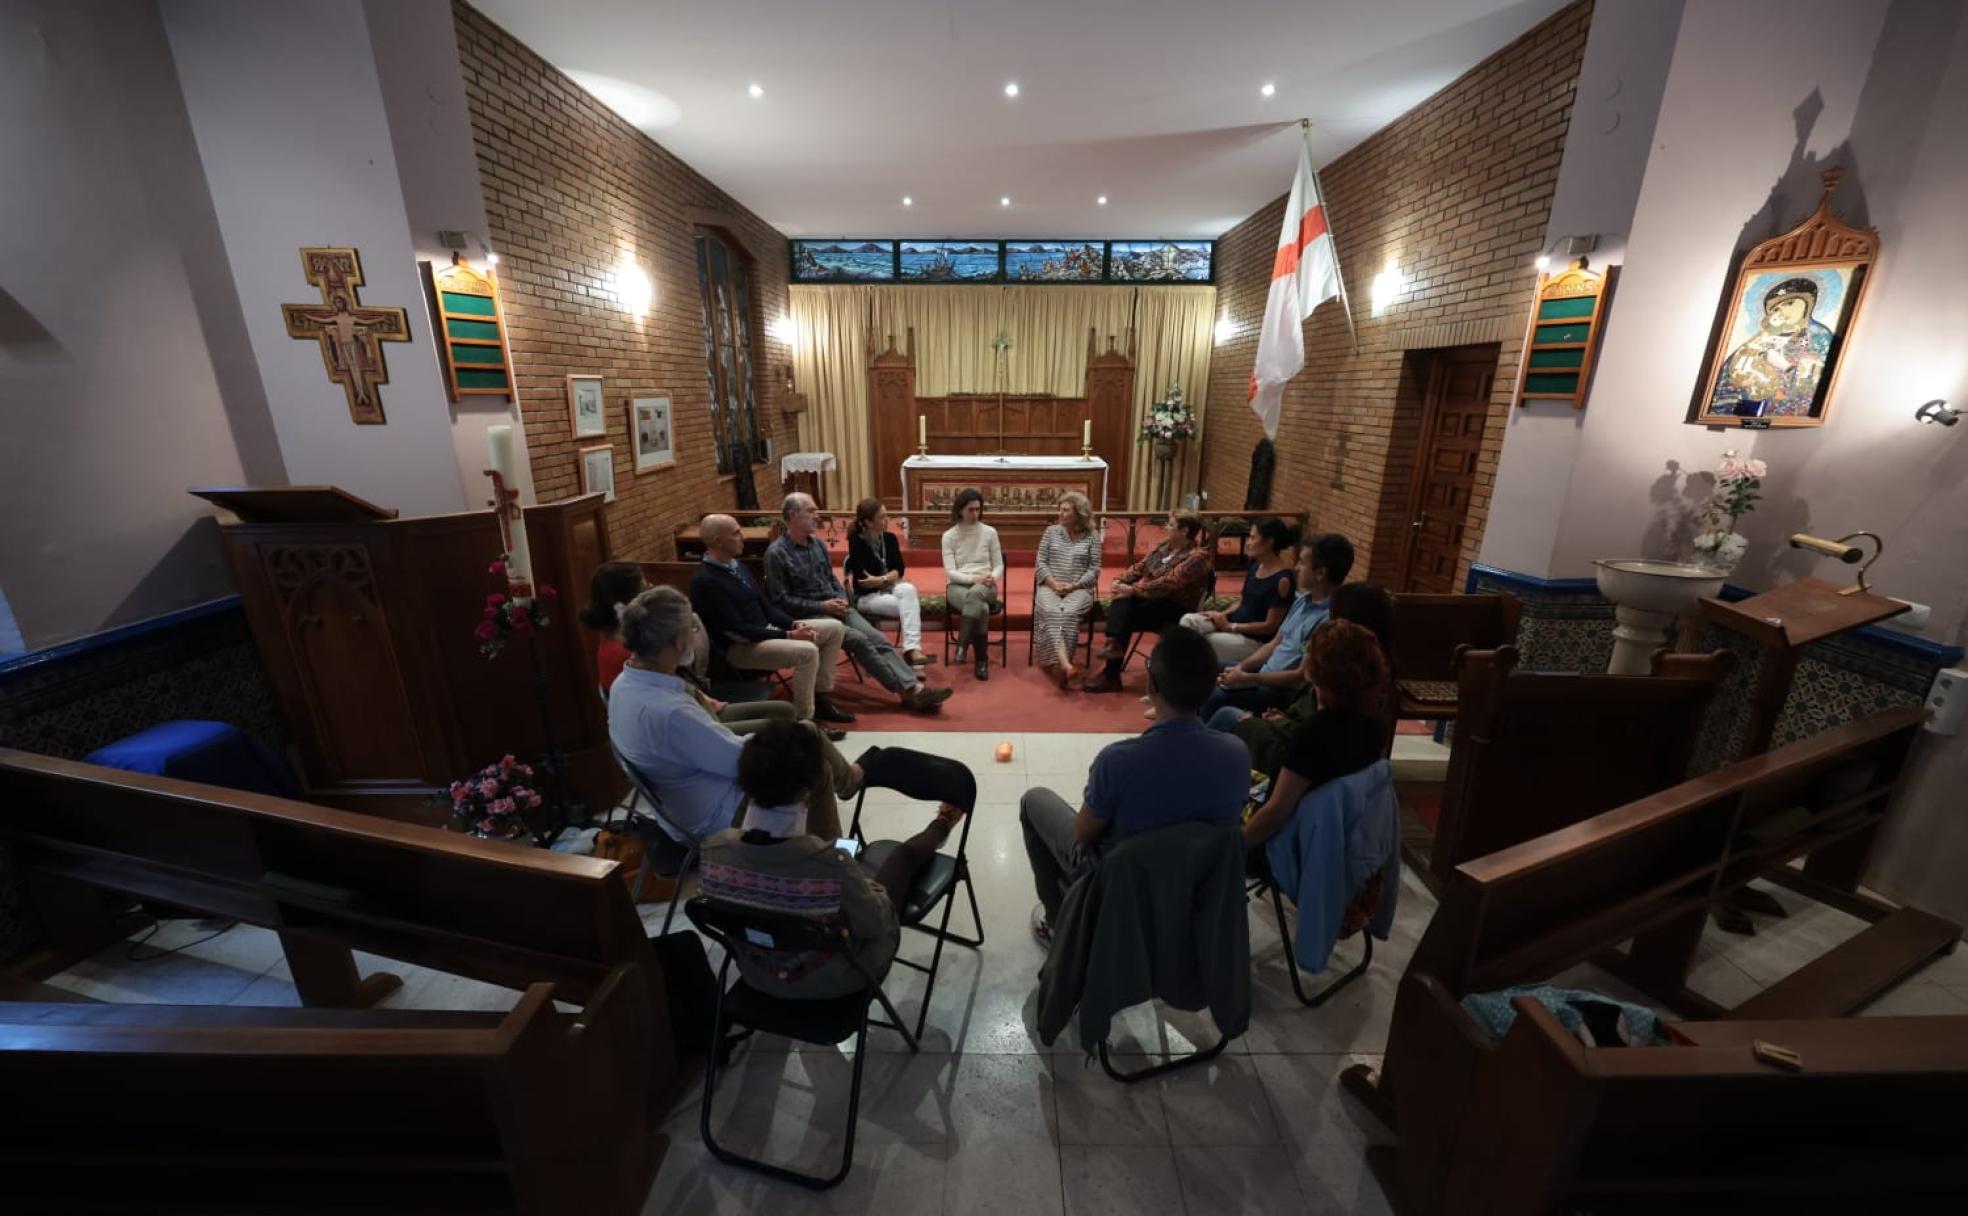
<box><xmin>281</xmin><ymin>247</ymin><xmax>412</xmax><ymax>425</ymax></box>
<box><xmin>991</xmin><ymin>330</ymin><xmax>1013</xmax><ymax>397</ymax></box>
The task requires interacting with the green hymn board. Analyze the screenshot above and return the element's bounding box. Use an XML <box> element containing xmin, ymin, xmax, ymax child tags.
<box><xmin>1513</xmin><ymin>259</ymin><xmax>1617</xmax><ymax>410</ymax></box>
<box><xmin>424</xmin><ymin>258</ymin><xmax>513</xmax><ymax>401</ymax></box>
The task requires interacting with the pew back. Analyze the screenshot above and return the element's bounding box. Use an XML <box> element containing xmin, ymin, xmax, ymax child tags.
<box><xmin>1387</xmin><ymin>591</ymin><xmax>1520</xmax><ymax>687</ymax></box>
<box><xmin>1427</xmin><ymin>644</ymin><xmax>1732</xmax><ymax>884</ymax></box>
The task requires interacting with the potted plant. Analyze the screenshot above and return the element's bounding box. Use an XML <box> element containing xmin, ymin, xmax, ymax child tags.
<box><xmin>1690</xmin><ymin>451</ymin><xmax>1767</xmax><ymax>573</ymax></box>
<box><xmin>442</xmin><ymin>754</ymin><xmax>546</xmax><ymax>842</ymax></box>
<box><xmin>1137</xmin><ymin>381</ymin><xmax>1197</xmax><ymax>463</ymax></box>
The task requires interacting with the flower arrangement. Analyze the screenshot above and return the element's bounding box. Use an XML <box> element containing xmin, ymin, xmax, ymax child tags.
<box><xmin>443</xmin><ymin>754</ymin><xmax>543</xmax><ymax>840</ymax></box>
<box><xmin>1138</xmin><ymin>382</ymin><xmax>1197</xmax><ymax>444</ymax></box>
<box><xmin>474</xmin><ymin>554</ymin><xmax>557</xmax><ymax>658</ymax></box>
<box><xmin>1690</xmin><ymin>450</ymin><xmax>1767</xmax><ymax>572</ymax></box>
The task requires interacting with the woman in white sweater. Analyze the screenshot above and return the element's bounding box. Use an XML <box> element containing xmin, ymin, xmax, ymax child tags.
<box><xmin>940</xmin><ymin>487</ymin><xmax>1005</xmax><ymax>680</ymax></box>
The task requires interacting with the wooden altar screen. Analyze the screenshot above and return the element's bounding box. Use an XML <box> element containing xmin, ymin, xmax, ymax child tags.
<box><xmin>867</xmin><ymin>328</ymin><xmax>1135</xmax><ymax>504</ymax></box>
<box><xmin>188</xmin><ymin>486</ymin><xmax>617</xmax><ymax>820</ymax></box>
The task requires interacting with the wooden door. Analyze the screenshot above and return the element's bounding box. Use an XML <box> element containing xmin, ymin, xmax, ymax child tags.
<box><xmin>1400</xmin><ymin>345</ymin><xmax>1497</xmax><ymax>593</ymax></box>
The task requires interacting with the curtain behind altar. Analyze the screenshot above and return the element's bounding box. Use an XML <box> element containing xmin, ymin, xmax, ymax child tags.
<box><xmin>790</xmin><ymin>283</ymin><xmax>1215</xmax><ymax>507</ymax></box>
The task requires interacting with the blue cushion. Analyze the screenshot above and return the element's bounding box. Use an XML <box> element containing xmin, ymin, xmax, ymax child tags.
<box><xmin>84</xmin><ymin>720</ymin><xmax>299</xmax><ymax>799</ymax></box>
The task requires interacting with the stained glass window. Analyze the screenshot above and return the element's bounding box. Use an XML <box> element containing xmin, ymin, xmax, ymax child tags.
<box><xmin>694</xmin><ymin>232</ymin><xmax>765</xmax><ymax>476</ymax></box>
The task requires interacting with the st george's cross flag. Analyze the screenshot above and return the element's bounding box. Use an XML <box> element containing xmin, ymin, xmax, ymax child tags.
<box><xmin>1247</xmin><ymin>140</ymin><xmax>1342</xmax><ymax>438</ymax></box>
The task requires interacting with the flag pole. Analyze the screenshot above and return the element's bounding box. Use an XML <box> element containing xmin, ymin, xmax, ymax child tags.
<box><xmin>1302</xmin><ymin>119</ymin><xmax>1360</xmax><ymax>355</ymax></box>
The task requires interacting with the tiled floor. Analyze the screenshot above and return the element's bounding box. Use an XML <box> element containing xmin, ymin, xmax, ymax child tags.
<box><xmin>44</xmin><ymin>729</ymin><xmax>1968</xmax><ymax>1215</ymax></box>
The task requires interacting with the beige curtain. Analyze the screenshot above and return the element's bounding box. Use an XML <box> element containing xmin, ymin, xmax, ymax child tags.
<box><xmin>1002</xmin><ymin>286</ymin><xmax>1139</xmax><ymax>396</ymax></box>
<box><xmin>788</xmin><ymin>286</ymin><xmax>873</xmax><ymax>504</ymax></box>
<box><xmin>1127</xmin><ymin>286</ymin><xmax>1218</xmax><ymax>509</ymax></box>
<box><xmin>868</xmin><ymin>286</ymin><xmax>1003</xmax><ymax>398</ymax></box>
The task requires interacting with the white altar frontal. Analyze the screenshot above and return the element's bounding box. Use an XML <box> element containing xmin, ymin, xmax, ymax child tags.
<box><xmin>900</xmin><ymin>454</ymin><xmax>1110</xmax><ymax>514</ymax></box>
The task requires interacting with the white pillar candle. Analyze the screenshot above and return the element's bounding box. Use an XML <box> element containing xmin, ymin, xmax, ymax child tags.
<box><xmin>918</xmin><ymin>414</ymin><xmax>927</xmax><ymax>448</ymax></box>
<box><xmin>1082</xmin><ymin>419</ymin><xmax>1092</xmax><ymax>447</ymax></box>
<box><xmin>486</xmin><ymin>424</ymin><xmax>535</xmax><ymax>596</ymax></box>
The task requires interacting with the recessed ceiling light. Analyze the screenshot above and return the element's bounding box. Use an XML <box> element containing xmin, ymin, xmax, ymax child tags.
<box><xmin>748</xmin><ymin>83</ymin><xmax>765</xmax><ymax>98</ymax></box>
<box><xmin>1000</xmin><ymin>196</ymin><xmax>1012</xmax><ymax>207</ymax></box>
<box><xmin>1097</xmin><ymin>195</ymin><xmax>1108</xmax><ymax>206</ymax></box>
<box><xmin>902</xmin><ymin>196</ymin><xmax>913</xmax><ymax>206</ymax></box>
<box><xmin>1003</xmin><ymin>82</ymin><xmax>1020</xmax><ymax>98</ymax></box>
<box><xmin>1260</xmin><ymin>82</ymin><xmax>1276</xmax><ymax>97</ymax></box>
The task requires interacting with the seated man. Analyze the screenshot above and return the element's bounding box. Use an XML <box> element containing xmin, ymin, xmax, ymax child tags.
<box><xmin>1200</xmin><ymin>532</ymin><xmax>1353</xmax><ymax>723</ymax></box>
<box><xmin>698</xmin><ymin>721</ymin><xmax>964</xmax><ymax>1000</ymax></box>
<box><xmin>689</xmin><ymin>512</ymin><xmax>848</xmax><ymax>724</ymax></box>
<box><xmin>1019</xmin><ymin>625</ymin><xmax>1251</xmax><ymax>944</ymax></box>
<box><xmin>766</xmin><ymin>493</ymin><xmax>953</xmax><ymax>714</ymax></box>
<box><xmin>608</xmin><ymin>587</ymin><xmax>860</xmax><ymax>841</ymax></box>
<box><xmin>1082</xmin><ymin>509</ymin><xmax>1215</xmax><ymax>693</ymax></box>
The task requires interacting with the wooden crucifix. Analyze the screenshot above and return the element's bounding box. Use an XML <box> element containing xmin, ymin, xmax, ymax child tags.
<box><xmin>281</xmin><ymin>247</ymin><xmax>412</xmax><ymax>425</ymax></box>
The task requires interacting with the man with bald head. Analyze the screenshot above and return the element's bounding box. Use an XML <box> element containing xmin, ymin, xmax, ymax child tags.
<box><xmin>767</xmin><ymin>493</ymin><xmax>952</xmax><ymax>714</ymax></box>
<box><xmin>688</xmin><ymin>512</ymin><xmax>845</xmax><ymax>722</ymax></box>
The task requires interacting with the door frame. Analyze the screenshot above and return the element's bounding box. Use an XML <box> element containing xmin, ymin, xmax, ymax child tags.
<box><xmin>1394</xmin><ymin>343</ymin><xmax>1498</xmax><ymax>593</ymax></box>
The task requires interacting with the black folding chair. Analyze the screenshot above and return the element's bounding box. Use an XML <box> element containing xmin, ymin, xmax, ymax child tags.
<box><xmin>685</xmin><ymin>895</ymin><xmax>919</xmax><ymax>1190</ymax></box>
<box><xmin>608</xmin><ymin>742</ymin><xmax>712</xmax><ymax>936</ymax></box>
<box><xmin>844</xmin><ymin>748</ymin><xmax>981</xmax><ymax>1041</ymax></box>
<box><xmin>941</xmin><ymin>596</ymin><xmax>1009</xmax><ymax>667</ymax></box>
<box><xmin>1247</xmin><ymin>848</ymin><xmax>1376</xmax><ymax>1007</ymax></box>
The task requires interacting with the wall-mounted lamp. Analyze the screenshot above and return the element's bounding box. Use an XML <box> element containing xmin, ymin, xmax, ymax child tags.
<box><xmin>1369</xmin><ymin>261</ymin><xmax>1404</xmax><ymax>317</ymax></box>
<box><xmin>1213</xmin><ymin>316</ymin><xmax>1236</xmax><ymax>345</ymax></box>
<box><xmin>768</xmin><ymin>314</ymin><xmax>796</xmax><ymax>344</ymax></box>
<box><xmin>1916</xmin><ymin>398</ymin><xmax>1959</xmax><ymax>426</ymax></box>
<box><xmin>616</xmin><ymin>260</ymin><xmax>654</xmax><ymax>318</ymax></box>
<box><xmin>1789</xmin><ymin>530</ymin><xmax>1884</xmax><ymax>594</ymax></box>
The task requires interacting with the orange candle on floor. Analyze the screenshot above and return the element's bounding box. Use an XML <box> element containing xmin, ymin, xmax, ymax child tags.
<box><xmin>995</xmin><ymin>741</ymin><xmax>1014</xmax><ymax>763</ymax></box>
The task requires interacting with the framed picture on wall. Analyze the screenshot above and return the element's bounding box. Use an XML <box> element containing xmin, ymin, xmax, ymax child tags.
<box><xmin>579</xmin><ymin>444</ymin><xmax>616</xmax><ymax>503</ymax></box>
<box><xmin>630</xmin><ymin>395</ymin><xmax>675</xmax><ymax>473</ymax></box>
<box><xmin>567</xmin><ymin>374</ymin><xmax>606</xmax><ymax>438</ymax></box>
<box><xmin>1688</xmin><ymin>170</ymin><xmax>1876</xmax><ymax>429</ymax></box>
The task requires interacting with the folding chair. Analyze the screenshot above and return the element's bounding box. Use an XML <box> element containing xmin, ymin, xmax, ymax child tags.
<box><xmin>685</xmin><ymin>895</ymin><xmax>919</xmax><ymax>1190</ymax></box>
<box><xmin>1247</xmin><ymin>849</ymin><xmax>1376</xmax><ymax>1007</ymax></box>
<box><xmin>941</xmin><ymin>595</ymin><xmax>1009</xmax><ymax>667</ymax></box>
<box><xmin>844</xmin><ymin>748</ymin><xmax>981</xmax><ymax>1041</ymax></box>
<box><xmin>608</xmin><ymin>742</ymin><xmax>709</xmax><ymax>936</ymax></box>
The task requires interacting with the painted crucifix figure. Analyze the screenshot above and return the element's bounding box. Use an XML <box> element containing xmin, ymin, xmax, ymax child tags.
<box><xmin>483</xmin><ymin>467</ymin><xmax>536</xmax><ymax>598</ymax></box>
<box><xmin>281</xmin><ymin>247</ymin><xmax>411</xmax><ymax>424</ymax></box>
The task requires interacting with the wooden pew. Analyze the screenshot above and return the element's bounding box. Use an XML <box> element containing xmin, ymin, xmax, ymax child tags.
<box><xmin>1387</xmin><ymin>591</ymin><xmax>1520</xmax><ymax>723</ymax></box>
<box><xmin>1422</xmin><ymin>644</ymin><xmax>1732</xmax><ymax>887</ymax></box>
<box><xmin>0</xmin><ymin>966</ymin><xmax>662</xmax><ymax>1214</ymax></box>
<box><xmin>0</xmin><ymin>750</ymin><xmax>678</xmax><ymax>1100</ymax></box>
<box><xmin>1348</xmin><ymin>706</ymin><xmax>1963</xmax><ymax>1213</ymax></box>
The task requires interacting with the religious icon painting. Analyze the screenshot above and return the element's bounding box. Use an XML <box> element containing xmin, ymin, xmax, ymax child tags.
<box><xmin>579</xmin><ymin>444</ymin><xmax>617</xmax><ymax>503</ymax></box>
<box><xmin>630</xmin><ymin>395</ymin><xmax>675</xmax><ymax>473</ymax></box>
<box><xmin>568</xmin><ymin>374</ymin><xmax>606</xmax><ymax>438</ymax></box>
<box><xmin>1689</xmin><ymin>169</ymin><xmax>1877</xmax><ymax>429</ymax></box>
<box><xmin>280</xmin><ymin>247</ymin><xmax>411</xmax><ymax>425</ymax></box>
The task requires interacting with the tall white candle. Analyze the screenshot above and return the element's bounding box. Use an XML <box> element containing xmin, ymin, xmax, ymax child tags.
<box><xmin>918</xmin><ymin>415</ymin><xmax>927</xmax><ymax>448</ymax></box>
<box><xmin>486</xmin><ymin>424</ymin><xmax>535</xmax><ymax>596</ymax></box>
<box><xmin>1082</xmin><ymin>419</ymin><xmax>1092</xmax><ymax>448</ymax></box>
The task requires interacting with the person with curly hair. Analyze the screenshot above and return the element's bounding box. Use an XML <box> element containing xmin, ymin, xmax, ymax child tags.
<box><xmin>1240</xmin><ymin>618</ymin><xmax>1389</xmax><ymax>847</ymax></box>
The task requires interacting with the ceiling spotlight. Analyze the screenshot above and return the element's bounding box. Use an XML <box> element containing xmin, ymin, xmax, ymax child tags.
<box><xmin>485</xmin><ymin>251</ymin><xmax>499</xmax><ymax>266</ymax></box>
<box><xmin>1003</xmin><ymin>82</ymin><xmax>1020</xmax><ymax>98</ymax></box>
<box><xmin>747</xmin><ymin>83</ymin><xmax>764</xmax><ymax>98</ymax></box>
<box><xmin>902</xmin><ymin>196</ymin><xmax>913</xmax><ymax>206</ymax></box>
<box><xmin>1097</xmin><ymin>195</ymin><xmax>1109</xmax><ymax>206</ymax></box>
<box><xmin>1000</xmin><ymin>196</ymin><xmax>1012</xmax><ymax>207</ymax></box>
<box><xmin>1260</xmin><ymin>82</ymin><xmax>1276</xmax><ymax>97</ymax></box>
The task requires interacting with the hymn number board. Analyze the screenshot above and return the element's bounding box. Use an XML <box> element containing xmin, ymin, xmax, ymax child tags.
<box><xmin>1513</xmin><ymin>259</ymin><xmax>1617</xmax><ymax>410</ymax></box>
<box><xmin>424</xmin><ymin>258</ymin><xmax>513</xmax><ymax>401</ymax></box>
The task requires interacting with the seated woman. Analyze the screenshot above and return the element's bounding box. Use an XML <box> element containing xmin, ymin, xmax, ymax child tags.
<box><xmin>698</xmin><ymin>720</ymin><xmax>964</xmax><ymax>1000</ymax></box>
<box><xmin>1031</xmin><ymin>491</ymin><xmax>1103</xmax><ymax>686</ymax></box>
<box><xmin>844</xmin><ymin>498</ymin><xmax>931</xmax><ymax>668</ymax></box>
<box><xmin>1180</xmin><ymin>516</ymin><xmax>1299</xmax><ymax>664</ymax></box>
<box><xmin>607</xmin><ymin>587</ymin><xmax>858</xmax><ymax>841</ymax></box>
<box><xmin>583</xmin><ymin>561</ymin><xmax>795</xmax><ymax>736</ymax></box>
<box><xmin>940</xmin><ymin>488</ymin><xmax>1005</xmax><ymax>680</ymax></box>
<box><xmin>1082</xmin><ymin>509</ymin><xmax>1214</xmax><ymax>693</ymax></box>
<box><xmin>1240</xmin><ymin>619</ymin><xmax>1390</xmax><ymax>847</ymax></box>
<box><xmin>1228</xmin><ymin>582</ymin><xmax>1394</xmax><ymax>777</ymax></box>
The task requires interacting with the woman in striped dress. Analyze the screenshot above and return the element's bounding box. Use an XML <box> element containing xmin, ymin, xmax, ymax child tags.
<box><xmin>1032</xmin><ymin>491</ymin><xmax>1104</xmax><ymax>687</ymax></box>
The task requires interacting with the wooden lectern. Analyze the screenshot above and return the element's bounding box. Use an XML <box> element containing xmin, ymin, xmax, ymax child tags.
<box><xmin>189</xmin><ymin>485</ymin><xmax>617</xmax><ymax>820</ymax></box>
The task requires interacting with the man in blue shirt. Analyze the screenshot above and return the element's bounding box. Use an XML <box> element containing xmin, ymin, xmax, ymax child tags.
<box><xmin>1018</xmin><ymin>625</ymin><xmax>1251</xmax><ymax>943</ymax></box>
<box><xmin>1199</xmin><ymin>533</ymin><xmax>1353</xmax><ymax>724</ymax></box>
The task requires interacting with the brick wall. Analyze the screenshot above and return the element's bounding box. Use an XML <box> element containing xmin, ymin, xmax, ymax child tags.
<box><xmin>1200</xmin><ymin>0</ymin><xmax>1591</xmax><ymax>586</ymax></box>
<box><xmin>453</xmin><ymin>2</ymin><xmax>793</xmax><ymax>557</ymax></box>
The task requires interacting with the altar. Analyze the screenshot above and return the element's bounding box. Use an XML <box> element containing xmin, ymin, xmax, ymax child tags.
<box><xmin>900</xmin><ymin>454</ymin><xmax>1110</xmax><ymax>518</ymax></box>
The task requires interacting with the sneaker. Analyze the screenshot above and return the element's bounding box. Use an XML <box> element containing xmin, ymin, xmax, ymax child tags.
<box><xmin>1030</xmin><ymin>903</ymin><xmax>1053</xmax><ymax>951</ymax></box>
<box><xmin>907</xmin><ymin>684</ymin><xmax>954</xmax><ymax>712</ymax></box>
<box><xmin>813</xmin><ymin>695</ymin><xmax>856</xmax><ymax>724</ymax></box>
<box><xmin>822</xmin><ymin>726</ymin><xmax>848</xmax><ymax>742</ymax></box>
<box><xmin>1082</xmin><ymin>668</ymin><xmax>1121</xmax><ymax>694</ymax></box>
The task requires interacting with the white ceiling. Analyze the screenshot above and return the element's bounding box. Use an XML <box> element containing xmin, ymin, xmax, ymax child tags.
<box><xmin>465</xmin><ymin>0</ymin><xmax>1571</xmax><ymax>239</ymax></box>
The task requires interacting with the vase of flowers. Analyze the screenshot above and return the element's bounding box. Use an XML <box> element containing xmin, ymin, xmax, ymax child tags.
<box><xmin>1690</xmin><ymin>451</ymin><xmax>1767</xmax><ymax>573</ymax></box>
<box><xmin>474</xmin><ymin>553</ymin><xmax>557</xmax><ymax>658</ymax></box>
<box><xmin>443</xmin><ymin>754</ymin><xmax>545</xmax><ymax>841</ymax></box>
<box><xmin>1139</xmin><ymin>382</ymin><xmax>1197</xmax><ymax>459</ymax></box>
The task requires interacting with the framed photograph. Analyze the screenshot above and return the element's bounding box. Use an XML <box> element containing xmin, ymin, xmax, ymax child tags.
<box><xmin>630</xmin><ymin>395</ymin><xmax>676</xmax><ymax>473</ymax></box>
<box><xmin>1689</xmin><ymin>170</ymin><xmax>1876</xmax><ymax>429</ymax></box>
<box><xmin>579</xmin><ymin>444</ymin><xmax>616</xmax><ymax>503</ymax></box>
<box><xmin>567</xmin><ymin>374</ymin><xmax>606</xmax><ymax>438</ymax></box>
